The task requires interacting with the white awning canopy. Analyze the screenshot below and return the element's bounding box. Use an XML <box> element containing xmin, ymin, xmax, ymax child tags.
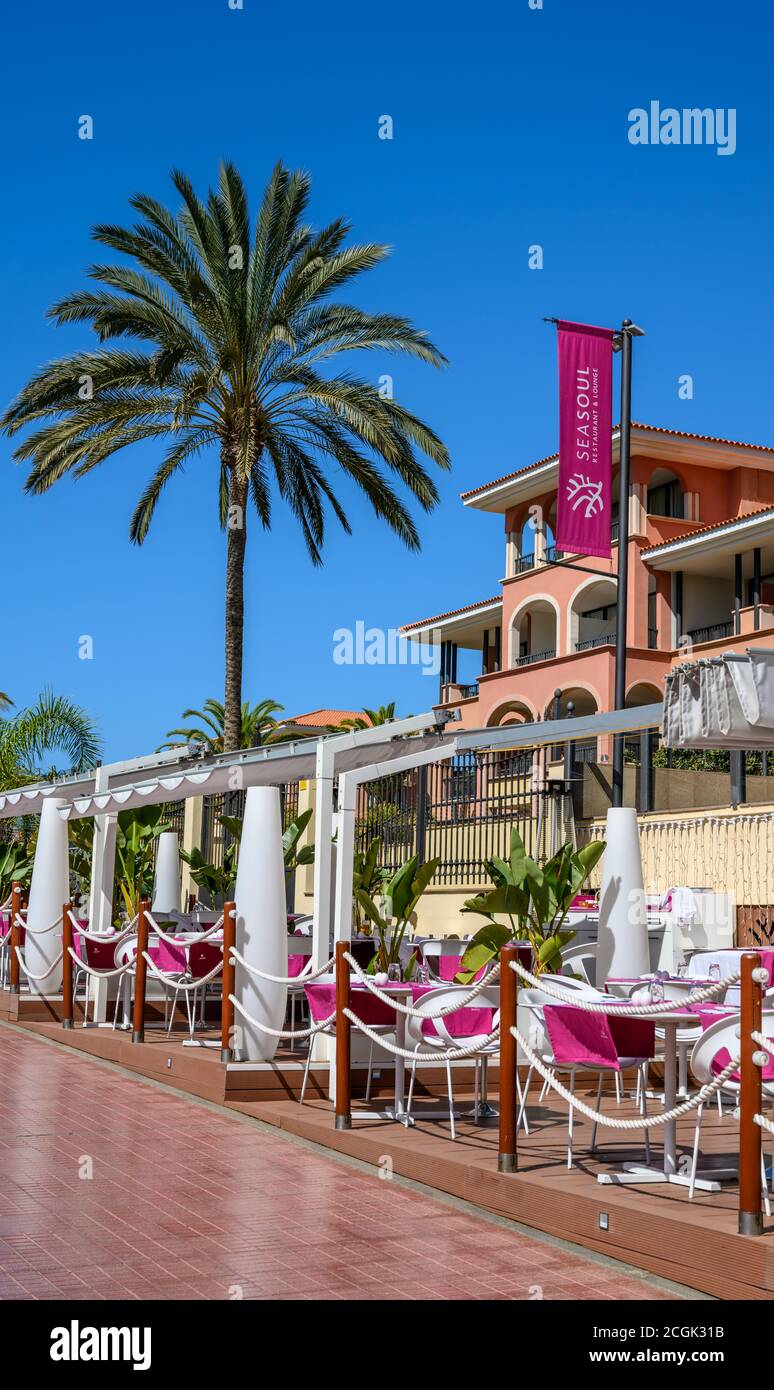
<box><xmin>662</xmin><ymin>648</ymin><xmax>774</xmax><ymax>749</ymax></box>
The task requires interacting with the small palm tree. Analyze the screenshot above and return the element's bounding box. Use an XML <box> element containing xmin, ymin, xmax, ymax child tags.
<box><xmin>0</xmin><ymin>690</ymin><xmax>101</xmax><ymax>791</ymax></box>
<box><xmin>335</xmin><ymin>703</ymin><xmax>400</xmax><ymax>731</ymax></box>
<box><xmin>159</xmin><ymin>696</ymin><xmax>284</xmax><ymax>752</ymax></box>
<box><xmin>2</xmin><ymin>162</ymin><xmax>450</xmax><ymax>751</ymax></box>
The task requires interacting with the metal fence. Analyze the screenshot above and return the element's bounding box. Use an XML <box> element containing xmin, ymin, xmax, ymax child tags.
<box><xmin>356</xmin><ymin>748</ymin><xmax>540</xmax><ymax>886</ymax></box>
<box><xmin>200</xmin><ymin>783</ymin><xmax>300</xmax><ymax>869</ymax></box>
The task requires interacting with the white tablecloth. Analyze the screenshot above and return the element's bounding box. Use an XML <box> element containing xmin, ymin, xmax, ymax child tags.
<box><xmin>687</xmin><ymin>949</ymin><xmax>743</xmax><ymax>1005</ymax></box>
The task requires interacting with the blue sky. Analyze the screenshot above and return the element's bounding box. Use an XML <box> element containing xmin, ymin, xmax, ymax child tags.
<box><xmin>1</xmin><ymin>0</ymin><xmax>771</xmax><ymax>760</ymax></box>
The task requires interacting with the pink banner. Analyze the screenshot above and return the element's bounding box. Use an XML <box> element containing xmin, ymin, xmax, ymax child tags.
<box><xmin>556</xmin><ymin>320</ymin><xmax>615</xmax><ymax>560</ymax></box>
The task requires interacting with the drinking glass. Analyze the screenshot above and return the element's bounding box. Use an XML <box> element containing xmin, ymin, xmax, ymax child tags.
<box><xmin>709</xmin><ymin>963</ymin><xmax>721</xmax><ymax>984</ymax></box>
<box><xmin>387</xmin><ymin>962</ymin><xmax>402</xmax><ymax>984</ymax></box>
<box><xmin>649</xmin><ymin>979</ymin><xmax>665</xmax><ymax>1004</ymax></box>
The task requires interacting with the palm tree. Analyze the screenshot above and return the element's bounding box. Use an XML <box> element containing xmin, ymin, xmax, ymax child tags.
<box><xmin>158</xmin><ymin>696</ymin><xmax>284</xmax><ymax>752</ymax></box>
<box><xmin>2</xmin><ymin>162</ymin><xmax>450</xmax><ymax>751</ymax></box>
<box><xmin>0</xmin><ymin>690</ymin><xmax>101</xmax><ymax>791</ymax></box>
<box><xmin>335</xmin><ymin>702</ymin><xmax>401</xmax><ymax>731</ymax></box>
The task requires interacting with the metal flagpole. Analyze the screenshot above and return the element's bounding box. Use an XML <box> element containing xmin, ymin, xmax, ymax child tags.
<box><xmin>611</xmin><ymin>319</ymin><xmax>645</xmax><ymax>808</ymax></box>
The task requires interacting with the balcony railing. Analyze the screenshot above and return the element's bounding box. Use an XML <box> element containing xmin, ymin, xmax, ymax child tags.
<box><xmin>516</xmin><ymin>647</ymin><xmax>556</xmax><ymax>667</ymax></box>
<box><xmin>686</xmin><ymin>621</ymin><xmax>734</xmax><ymax>646</ymax></box>
<box><xmin>611</xmin><ymin>520</ymin><xmax>619</xmax><ymax>543</ymax></box>
<box><xmin>514</xmin><ymin>553</ymin><xmax>535</xmax><ymax>574</ymax></box>
<box><xmin>648</xmin><ymin>626</ymin><xmax>658</xmax><ymax>649</ymax></box>
<box><xmin>544</xmin><ymin>545</ymin><xmax>566</xmax><ymax>564</ymax></box>
<box><xmin>456</xmin><ymin>682</ymin><xmax>479</xmax><ymax>699</ymax></box>
<box><xmin>575</xmin><ymin>632</ymin><xmax>616</xmax><ymax>651</ymax></box>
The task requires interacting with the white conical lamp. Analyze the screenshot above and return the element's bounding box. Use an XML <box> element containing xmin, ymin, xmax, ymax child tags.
<box><xmin>25</xmin><ymin>798</ymin><xmax>69</xmax><ymax>997</ymax></box>
<box><xmin>153</xmin><ymin>831</ymin><xmax>181</xmax><ymax>914</ymax></box>
<box><xmin>233</xmin><ymin>786</ymin><xmax>288</xmax><ymax>1061</ymax></box>
<box><xmin>596</xmin><ymin>807</ymin><xmax>649</xmax><ymax>981</ymax></box>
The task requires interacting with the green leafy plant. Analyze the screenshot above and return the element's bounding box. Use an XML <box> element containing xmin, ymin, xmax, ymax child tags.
<box><xmin>355</xmin><ymin>854</ymin><xmax>439</xmax><ymax>975</ymax></box>
<box><xmin>0</xmin><ymin>839</ymin><xmax>33</xmax><ymax>900</ymax></box>
<box><xmin>458</xmin><ymin>827</ymin><xmax>606</xmax><ymax>982</ymax></box>
<box><xmin>352</xmin><ymin>839</ymin><xmax>391</xmax><ymax>935</ymax></box>
<box><xmin>281</xmin><ymin>807</ymin><xmax>314</xmax><ymax>869</ymax></box>
<box><xmin>114</xmin><ymin>807</ymin><xmax>170</xmax><ymax>921</ymax></box>
<box><xmin>179</xmin><ymin>842</ymin><xmax>237</xmax><ymax>905</ymax></box>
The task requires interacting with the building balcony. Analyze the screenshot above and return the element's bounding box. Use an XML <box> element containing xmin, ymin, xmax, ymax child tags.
<box><xmin>575</xmin><ymin>633</ymin><xmax>616</xmax><ymax>652</ymax></box>
<box><xmin>515</xmin><ymin>646</ymin><xmax>556</xmax><ymax>667</ymax></box>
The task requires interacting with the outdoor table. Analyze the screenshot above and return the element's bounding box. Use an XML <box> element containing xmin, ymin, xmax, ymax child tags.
<box><xmin>596</xmin><ymin>1002</ymin><xmax>735</xmax><ymax>1192</ymax></box>
<box><xmin>305</xmin><ymin>979</ymin><xmax>497</xmax><ymax>1125</ymax></box>
<box><xmin>687</xmin><ymin>948</ymin><xmax>774</xmax><ymax>1007</ymax></box>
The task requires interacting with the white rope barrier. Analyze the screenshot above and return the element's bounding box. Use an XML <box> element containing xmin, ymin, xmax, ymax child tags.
<box><xmin>511</xmin><ymin>1024</ymin><xmax>739</xmax><ymax>1128</ymax></box>
<box><xmin>65</xmin><ymin>948</ymin><xmax>136</xmax><ymax>980</ymax></box>
<box><xmin>344</xmin><ymin>1008</ymin><xmax>500</xmax><ymax>1061</ymax></box>
<box><xmin>751</xmin><ymin>1030</ymin><xmax>773</xmax><ymax>1054</ymax></box>
<box><xmin>13</xmin><ymin>947</ymin><xmax>64</xmax><ymax>982</ymax></box>
<box><xmin>510</xmin><ymin>959</ymin><xmax>739</xmax><ymax>1013</ymax></box>
<box><xmin>229</xmin><ymin>946</ymin><xmax>335</xmax><ymax>985</ymax></box>
<box><xmin>228</xmin><ymin>994</ymin><xmax>335</xmax><ymax>1039</ymax></box>
<box><xmin>144</xmin><ymin>911</ymin><xmax>224</xmax><ymax>945</ymax></box>
<box><xmin>16</xmin><ymin>912</ymin><xmax>62</xmax><ymax>937</ymax></box>
<box><xmin>67</xmin><ymin>912</ymin><xmax>136</xmax><ymax>947</ymax></box>
<box><xmin>344</xmin><ymin>951</ymin><xmax>501</xmax><ymax>1018</ymax></box>
<box><xmin>142</xmin><ymin>952</ymin><xmax>223</xmax><ymax>991</ymax></box>
<box><xmin>754</xmin><ymin>1113</ymin><xmax>774</xmax><ymax>1137</ymax></box>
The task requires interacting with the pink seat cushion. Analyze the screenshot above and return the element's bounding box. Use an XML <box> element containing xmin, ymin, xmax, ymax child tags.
<box><xmin>288</xmin><ymin>954</ymin><xmax>308</xmax><ymax>979</ymax></box>
<box><xmin>156</xmin><ymin>938</ymin><xmax>187</xmax><ymax>973</ymax></box>
<box><xmin>543</xmin><ymin>1005</ymin><xmax>655</xmax><ymax>1068</ymax></box>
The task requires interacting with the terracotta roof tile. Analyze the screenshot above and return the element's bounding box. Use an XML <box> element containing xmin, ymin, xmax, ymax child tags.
<box><xmin>461</xmin><ymin>422</ymin><xmax>774</xmax><ymax>502</ymax></box>
<box><xmin>400</xmin><ymin>595</ymin><xmax>502</xmax><ymax>632</ymax></box>
<box><xmin>642</xmin><ymin>504</ymin><xmax>774</xmax><ymax>555</ymax></box>
<box><xmin>285</xmin><ymin>709</ymin><xmax>368</xmax><ymax>727</ymax></box>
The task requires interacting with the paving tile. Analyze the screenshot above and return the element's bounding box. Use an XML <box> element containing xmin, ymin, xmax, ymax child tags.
<box><xmin>0</xmin><ymin>1028</ymin><xmax>681</xmax><ymax>1301</ymax></box>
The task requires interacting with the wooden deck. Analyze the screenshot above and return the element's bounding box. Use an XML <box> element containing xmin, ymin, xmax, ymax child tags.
<box><xmin>4</xmin><ymin>986</ymin><xmax>774</xmax><ymax>1299</ymax></box>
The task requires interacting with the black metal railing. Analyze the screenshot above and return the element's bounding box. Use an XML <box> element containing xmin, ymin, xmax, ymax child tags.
<box><xmin>356</xmin><ymin>749</ymin><xmax>536</xmax><ymax>886</ymax></box>
<box><xmin>544</xmin><ymin>545</ymin><xmax>566</xmax><ymax>564</ymax></box>
<box><xmin>611</xmin><ymin>520</ymin><xmax>620</xmax><ymax>543</ymax></box>
<box><xmin>201</xmin><ymin>783</ymin><xmax>299</xmax><ymax>869</ymax></box>
<box><xmin>514</xmin><ymin>553</ymin><xmax>535</xmax><ymax>574</ymax></box>
<box><xmin>686</xmin><ymin>621</ymin><xmax>734</xmax><ymax>646</ymax></box>
<box><xmin>575</xmin><ymin>632</ymin><xmax>616</xmax><ymax>651</ymax></box>
<box><xmin>516</xmin><ymin>647</ymin><xmax>556</xmax><ymax>667</ymax></box>
<box><xmin>161</xmin><ymin>801</ymin><xmax>186</xmax><ymax>837</ymax></box>
<box><xmin>648</xmin><ymin>626</ymin><xmax>658</xmax><ymax>649</ymax></box>
<box><xmin>456</xmin><ymin>682</ymin><xmax>479</xmax><ymax>699</ymax></box>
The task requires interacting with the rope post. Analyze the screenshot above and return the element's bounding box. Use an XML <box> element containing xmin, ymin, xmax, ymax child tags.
<box><xmin>61</xmin><ymin>902</ymin><xmax>74</xmax><ymax>1029</ymax></box>
<box><xmin>739</xmin><ymin>951</ymin><xmax>764</xmax><ymax>1236</ymax></box>
<box><xmin>9</xmin><ymin>882</ymin><xmax>21</xmax><ymax>994</ymax></box>
<box><xmin>220</xmin><ymin>900</ymin><xmax>236</xmax><ymax>1063</ymax></box>
<box><xmin>132</xmin><ymin>898</ymin><xmax>150</xmax><ymax>1045</ymax></box>
<box><xmin>498</xmin><ymin>945</ymin><xmax>519</xmax><ymax>1173</ymax></box>
<box><xmin>335</xmin><ymin>940</ymin><xmax>352</xmax><ymax>1130</ymax></box>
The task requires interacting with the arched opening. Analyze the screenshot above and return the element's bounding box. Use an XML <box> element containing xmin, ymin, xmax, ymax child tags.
<box><xmin>515</xmin><ymin>513</ymin><xmax>537</xmax><ymax>573</ymax></box>
<box><xmin>510</xmin><ymin>598</ymin><xmax>559</xmax><ymax>667</ymax></box>
<box><xmin>487</xmin><ymin>699</ymin><xmax>535</xmax><ymax>728</ymax></box>
<box><xmin>569</xmin><ymin>578</ymin><xmax>617</xmax><ymax>652</ymax></box>
<box><xmin>647</xmin><ymin>468</ymin><xmax>684</xmax><ymax>520</ymax></box>
<box><xmin>547</xmin><ymin>686</ymin><xmax>599</xmax><ymax>763</ymax></box>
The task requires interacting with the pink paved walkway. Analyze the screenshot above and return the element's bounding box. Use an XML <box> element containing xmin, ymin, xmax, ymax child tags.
<box><xmin>0</xmin><ymin>1026</ymin><xmax>681</xmax><ymax>1301</ymax></box>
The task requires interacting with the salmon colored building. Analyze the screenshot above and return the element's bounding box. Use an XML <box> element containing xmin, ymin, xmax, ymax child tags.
<box><xmin>401</xmin><ymin>423</ymin><xmax>774</xmax><ymax>746</ymax></box>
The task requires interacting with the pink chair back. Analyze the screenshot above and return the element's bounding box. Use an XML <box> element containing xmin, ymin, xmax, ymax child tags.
<box><xmin>156</xmin><ymin>937</ymin><xmax>187</xmax><ymax>973</ymax></box>
<box><xmin>189</xmin><ymin>940</ymin><xmax>222</xmax><ymax>979</ymax></box>
<box><xmin>82</xmin><ymin>935</ymin><xmax>120</xmax><ymax>972</ymax></box>
<box><xmin>543</xmin><ymin>1004</ymin><xmax>620</xmax><ymax>1069</ymax></box>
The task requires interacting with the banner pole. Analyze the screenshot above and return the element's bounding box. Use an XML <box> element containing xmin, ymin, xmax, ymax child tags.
<box><xmin>612</xmin><ymin>320</ymin><xmax>634</xmax><ymax>809</ymax></box>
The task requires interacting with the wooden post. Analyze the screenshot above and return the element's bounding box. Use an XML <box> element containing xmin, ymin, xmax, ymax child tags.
<box><xmin>498</xmin><ymin>944</ymin><xmax>519</xmax><ymax>1172</ymax></box>
<box><xmin>739</xmin><ymin>951</ymin><xmax>764</xmax><ymax>1236</ymax></box>
<box><xmin>220</xmin><ymin>901</ymin><xmax>236</xmax><ymax>1063</ymax></box>
<box><xmin>132</xmin><ymin>898</ymin><xmax>150</xmax><ymax>1044</ymax></box>
<box><xmin>335</xmin><ymin>940</ymin><xmax>351</xmax><ymax>1130</ymax></box>
<box><xmin>62</xmin><ymin>902</ymin><xmax>74</xmax><ymax>1029</ymax></box>
<box><xmin>9</xmin><ymin>882</ymin><xmax>21</xmax><ymax>994</ymax></box>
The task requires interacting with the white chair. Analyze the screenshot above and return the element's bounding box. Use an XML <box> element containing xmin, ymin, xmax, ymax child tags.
<box><xmin>413</xmin><ymin>938</ymin><xmax>472</xmax><ymax>982</ymax></box>
<box><xmin>403</xmin><ymin>986</ymin><xmax>513</xmax><ymax>1139</ymax></box>
<box><xmin>687</xmin><ymin>1011</ymin><xmax>774</xmax><ymax>1206</ymax></box>
<box><xmin>561</xmin><ymin>943</ymin><xmax>597</xmax><ymax>987</ymax></box>
<box><xmin>299</xmin><ymin>989</ymin><xmax>395</xmax><ymax>1107</ymax></box>
<box><xmin>518</xmin><ymin>987</ymin><xmax>652</xmax><ymax>1169</ymax></box>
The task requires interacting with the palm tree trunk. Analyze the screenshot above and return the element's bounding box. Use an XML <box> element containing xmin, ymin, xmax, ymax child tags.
<box><xmin>224</xmin><ymin>466</ymin><xmax>249</xmax><ymax>752</ymax></box>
